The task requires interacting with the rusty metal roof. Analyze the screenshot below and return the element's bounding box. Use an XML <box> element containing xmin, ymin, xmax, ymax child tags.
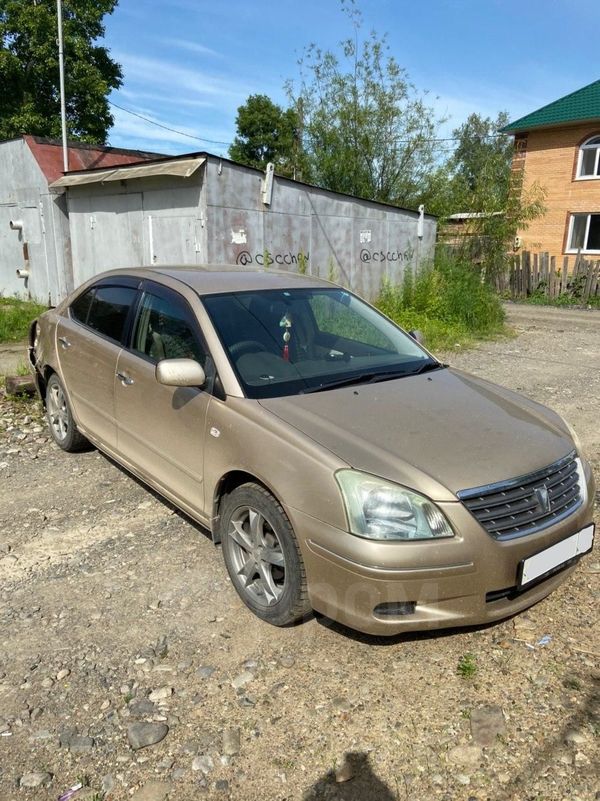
<box><xmin>23</xmin><ymin>135</ymin><xmax>163</xmax><ymax>184</ymax></box>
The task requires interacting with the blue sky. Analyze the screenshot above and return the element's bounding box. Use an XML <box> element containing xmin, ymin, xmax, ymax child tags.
<box><xmin>103</xmin><ymin>0</ymin><xmax>599</xmax><ymax>157</ymax></box>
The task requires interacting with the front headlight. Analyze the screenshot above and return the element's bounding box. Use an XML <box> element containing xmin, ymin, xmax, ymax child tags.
<box><xmin>575</xmin><ymin>458</ymin><xmax>588</xmax><ymax>506</ymax></box>
<box><xmin>335</xmin><ymin>470</ymin><xmax>454</xmax><ymax>541</ymax></box>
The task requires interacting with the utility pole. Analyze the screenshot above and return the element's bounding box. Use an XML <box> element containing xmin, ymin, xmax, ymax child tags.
<box><xmin>57</xmin><ymin>0</ymin><xmax>68</xmax><ymax>172</ymax></box>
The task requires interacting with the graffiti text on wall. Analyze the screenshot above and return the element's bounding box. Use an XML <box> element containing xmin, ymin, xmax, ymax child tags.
<box><xmin>236</xmin><ymin>250</ymin><xmax>309</xmax><ymax>267</ymax></box>
<box><xmin>359</xmin><ymin>246</ymin><xmax>415</xmax><ymax>264</ymax></box>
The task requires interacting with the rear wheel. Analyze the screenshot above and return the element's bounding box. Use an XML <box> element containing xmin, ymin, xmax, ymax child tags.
<box><xmin>220</xmin><ymin>483</ymin><xmax>310</xmax><ymax>626</ymax></box>
<box><xmin>46</xmin><ymin>373</ymin><xmax>89</xmax><ymax>452</ymax></box>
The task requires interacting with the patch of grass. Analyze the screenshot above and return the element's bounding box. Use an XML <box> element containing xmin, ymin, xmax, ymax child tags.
<box><xmin>457</xmin><ymin>653</ymin><xmax>477</xmax><ymax>679</ymax></box>
<box><xmin>562</xmin><ymin>675</ymin><xmax>582</xmax><ymax>691</ymax></box>
<box><xmin>375</xmin><ymin>252</ymin><xmax>507</xmax><ymax>352</ymax></box>
<box><xmin>516</xmin><ymin>292</ymin><xmax>600</xmax><ymax>310</ymax></box>
<box><xmin>0</xmin><ymin>296</ymin><xmax>47</xmax><ymax>344</ymax></box>
<box><xmin>512</xmin><ymin>271</ymin><xmax>600</xmax><ymax>309</ymax></box>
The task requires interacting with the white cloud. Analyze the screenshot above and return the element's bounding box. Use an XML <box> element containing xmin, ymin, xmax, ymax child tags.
<box><xmin>119</xmin><ymin>87</ymin><xmax>216</xmax><ymax>110</ymax></box>
<box><xmin>115</xmin><ymin>51</ymin><xmax>252</xmax><ymax>102</ymax></box>
<box><xmin>160</xmin><ymin>38</ymin><xmax>222</xmax><ymax>59</ymax></box>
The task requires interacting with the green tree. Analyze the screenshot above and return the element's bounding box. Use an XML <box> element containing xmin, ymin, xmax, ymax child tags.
<box><xmin>0</xmin><ymin>0</ymin><xmax>122</xmax><ymax>143</ymax></box>
<box><xmin>286</xmin><ymin>2</ymin><xmax>444</xmax><ymax>206</ymax></box>
<box><xmin>229</xmin><ymin>94</ymin><xmax>303</xmax><ymax>179</ymax></box>
<box><xmin>451</xmin><ymin>112</ymin><xmax>514</xmax><ymax>203</ymax></box>
<box><xmin>426</xmin><ymin>112</ymin><xmax>545</xmax><ymax>276</ymax></box>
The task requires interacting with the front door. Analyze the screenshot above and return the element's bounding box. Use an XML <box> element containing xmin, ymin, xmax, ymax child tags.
<box><xmin>114</xmin><ymin>282</ymin><xmax>213</xmax><ymax>518</ymax></box>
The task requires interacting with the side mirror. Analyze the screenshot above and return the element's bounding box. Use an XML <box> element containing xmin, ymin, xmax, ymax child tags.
<box><xmin>408</xmin><ymin>329</ymin><xmax>424</xmax><ymax>345</ymax></box>
<box><xmin>156</xmin><ymin>358</ymin><xmax>205</xmax><ymax>388</ymax></box>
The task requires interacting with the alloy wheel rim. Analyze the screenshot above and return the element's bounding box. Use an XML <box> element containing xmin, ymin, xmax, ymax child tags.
<box><xmin>48</xmin><ymin>383</ymin><xmax>69</xmax><ymax>441</ymax></box>
<box><xmin>228</xmin><ymin>506</ymin><xmax>286</xmax><ymax>607</ymax></box>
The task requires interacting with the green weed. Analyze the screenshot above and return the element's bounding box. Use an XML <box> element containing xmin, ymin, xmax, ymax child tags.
<box><xmin>562</xmin><ymin>676</ymin><xmax>582</xmax><ymax>691</ymax></box>
<box><xmin>297</xmin><ymin>251</ymin><xmax>309</xmax><ymax>275</ymax></box>
<box><xmin>375</xmin><ymin>252</ymin><xmax>507</xmax><ymax>352</ymax></box>
<box><xmin>457</xmin><ymin>653</ymin><xmax>477</xmax><ymax>679</ymax></box>
<box><xmin>0</xmin><ymin>296</ymin><xmax>47</xmax><ymax>343</ymax></box>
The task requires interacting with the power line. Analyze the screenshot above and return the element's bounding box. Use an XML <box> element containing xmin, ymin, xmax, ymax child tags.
<box><xmin>108</xmin><ymin>100</ymin><xmax>231</xmax><ymax>147</ymax></box>
<box><xmin>108</xmin><ymin>99</ymin><xmax>510</xmax><ymax>150</ymax></box>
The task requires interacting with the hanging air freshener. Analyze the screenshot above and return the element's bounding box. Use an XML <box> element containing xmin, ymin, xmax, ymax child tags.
<box><xmin>280</xmin><ymin>312</ymin><xmax>292</xmax><ymax>361</ymax></box>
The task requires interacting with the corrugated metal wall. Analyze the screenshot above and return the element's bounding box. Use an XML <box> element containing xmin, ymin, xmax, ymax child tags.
<box><xmin>2</xmin><ymin>149</ymin><xmax>436</xmax><ymax>303</ymax></box>
<box><xmin>203</xmin><ymin>159</ymin><xmax>436</xmax><ymax>300</ymax></box>
<box><xmin>0</xmin><ymin>140</ymin><xmax>71</xmax><ymax>304</ymax></box>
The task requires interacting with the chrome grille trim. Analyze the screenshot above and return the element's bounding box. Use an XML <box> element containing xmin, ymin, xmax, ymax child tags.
<box><xmin>458</xmin><ymin>451</ymin><xmax>583</xmax><ymax>540</ymax></box>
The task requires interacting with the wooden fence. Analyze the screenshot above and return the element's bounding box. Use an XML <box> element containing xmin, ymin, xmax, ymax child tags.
<box><xmin>496</xmin><ymin>251</ymin><xmax>600</xmax><ymax>301</ymax></box>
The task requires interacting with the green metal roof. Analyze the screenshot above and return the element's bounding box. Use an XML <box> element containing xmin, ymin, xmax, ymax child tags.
<box><xmin>501</xmin><ymin>79</ymin><xmax>600</xmax><ymax>133</ymax></box>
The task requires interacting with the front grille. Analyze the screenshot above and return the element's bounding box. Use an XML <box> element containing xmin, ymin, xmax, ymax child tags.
<box><xmin>458</xmin><ymin>451</ymin><xmax>583</xmax><ymax>540</ymax></box>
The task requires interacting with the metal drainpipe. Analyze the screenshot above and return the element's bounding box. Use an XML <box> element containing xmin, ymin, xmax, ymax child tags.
<box><xmin>10</xmin><ymin>219</ymin><xmax>31</xmax><ymax>293</ymax></box>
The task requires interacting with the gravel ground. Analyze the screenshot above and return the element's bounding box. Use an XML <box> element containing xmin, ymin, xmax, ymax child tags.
<box><xmin>0</xmin><ymin>303</ymin><xmax>598</xmax><ymax>801</ymax></box>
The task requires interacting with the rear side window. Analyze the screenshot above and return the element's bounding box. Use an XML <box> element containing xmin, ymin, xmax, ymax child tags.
<box><xmin>86</xmin><ymin>286</ymin><xmax>137</xmax><ymax>342</ymax></box>
<box><xmin>70</xmin><ymin>288</ymin><xmax>95</xmax><ymax>325</ymax></box>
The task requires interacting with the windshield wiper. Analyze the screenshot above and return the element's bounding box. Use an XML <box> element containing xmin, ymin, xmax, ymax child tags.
<box><xmin>301</xmin><ymin>362</ymin><xmax>446</xmax><ymax>394</ymax></box>
<box><xmin>300</xmin><ymin>372</ymin><xmax>380</xmax><ymax>394</ymax></box>
<box><xmin>400</xmin><ymin>361</ymin><xmax>447</xmax><ymax>378</ymax></box>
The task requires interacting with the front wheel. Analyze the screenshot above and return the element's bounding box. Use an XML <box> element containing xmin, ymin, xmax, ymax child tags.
<box><xmin>46</xmin><ymin>373</ymin><xmax>89</xmax><ymax>452</ymax></box>
<box><xmin>220</xmin><ymin>483</ymin><xmax>310</xmax><ymax>626</ymax></box>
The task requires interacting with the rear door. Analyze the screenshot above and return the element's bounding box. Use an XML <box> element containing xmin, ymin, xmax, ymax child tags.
<box><xmin>56</xmin><ymin>279</ymin><xmax>139</xmax><ymax>449</ymax></box>
<box><xmin>114</xmin><ymin>281</ymin><xmax>213</xmax><ymax>517</ymax></box>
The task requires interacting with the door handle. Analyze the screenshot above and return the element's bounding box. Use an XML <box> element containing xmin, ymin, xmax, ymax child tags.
<box><xmin>116</xmin><ymin>371</ymin><xmax>134</xmax><ymax>386</ymax></box>
<box><xmin>58</xmin><ymin>336</ymin><xmax>71</xmax><ymax>349</ymax></box>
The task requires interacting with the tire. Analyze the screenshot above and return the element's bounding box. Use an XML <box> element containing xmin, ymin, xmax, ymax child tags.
<box><xmin>220</xmin><ymin>483</ymin><xmax>310</xmax><ymax>626</ymax></box>
<box><xmin>45</xmin><ymin>373</ymin><xmax>89</xmax><ymax>452</ymax></box>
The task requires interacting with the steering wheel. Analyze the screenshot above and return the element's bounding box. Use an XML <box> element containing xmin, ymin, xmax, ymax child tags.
<box><xmin>230</xmin><ymin>340</ymin><xmax>270</xmax><ymax>359</ymax></box>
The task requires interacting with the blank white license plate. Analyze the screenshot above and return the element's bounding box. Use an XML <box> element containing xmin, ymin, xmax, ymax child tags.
<box><xmin>519</xmin><ymin>524</ymin><xmax>595</xmax><ymax>586</ymax></box>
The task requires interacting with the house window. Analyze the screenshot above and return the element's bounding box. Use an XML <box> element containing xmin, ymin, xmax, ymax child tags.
<box><xmin>567</xmin><ymin>213</ymin><xmax>600</xmax><ymax>253</ymax></box>
<box><xmin>577</xmin><ymin>135</ymin><xmax>600</xmax><ymax>178</ymax></box>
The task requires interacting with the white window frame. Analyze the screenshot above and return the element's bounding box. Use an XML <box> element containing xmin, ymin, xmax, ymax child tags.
<box><xmin>566</xmin><ymin>212</ymin><xmax>600</xmax><ymax>254</ymax></box>
<box><xmin>576</xmin><ymin>135</ymin><xmax>600</xmax><ymax>180</ymax></box>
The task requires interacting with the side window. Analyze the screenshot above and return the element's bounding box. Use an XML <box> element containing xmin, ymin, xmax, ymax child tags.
<box><xmin>132</xmin><ymin>290</ymin><xmax>206</xmax><ymax>366</ymax></box>
<box><xmin>70</xmin><ymin>288</ymin><xmax>95</xmax><ymax>325</ymax></box>
<box><xmin>86</xmin><ymin>286</ymin><xmax>138</xmax><ymax>342</ymax></box>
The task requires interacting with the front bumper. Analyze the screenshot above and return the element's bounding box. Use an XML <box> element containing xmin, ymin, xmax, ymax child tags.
<box><xmin>287</xmin><ymin>465</ymin><xmax>596</xmax><ymax>636</ymax></box>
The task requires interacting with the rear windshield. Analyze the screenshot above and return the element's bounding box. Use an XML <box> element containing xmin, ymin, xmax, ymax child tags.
<box><xmin>202</xmin><ymin>287</ymin><xmax>434</xmax><ymax>398</ymax></box>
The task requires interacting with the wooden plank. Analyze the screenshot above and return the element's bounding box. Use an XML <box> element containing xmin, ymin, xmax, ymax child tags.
<box><xmin>588</xmin><ymin>261</ymin><xmax>600</xmax><ymax>298</ymax></box>
<box><xmin>542</xmin><ymin>252</ymin><xmax>549</xmax><ymax>296</ymax></box>
<box><xmin>4</xmin><ymin>375</ymin><xmax>36</xmax><ymax>396</ymax></box>
<box><xmin>550</xmin><ymin>255</ymin><xmax>556</xmax><ymax>299</ymax></box>
<box><xmin>561</xmin><ymin>256</ymin><xmax>569</xmax><ymax>295</ymax></box>
<box><xmin>583</xmin><ymin>259</ymin><xmax>595</xmax><ymax>302</ymax></box>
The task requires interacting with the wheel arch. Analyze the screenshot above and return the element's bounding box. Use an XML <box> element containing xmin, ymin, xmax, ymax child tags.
<box><xmin>211</xmin><ymin>470</ymin><xmax>286</xmax><ymax>544</ymax></box>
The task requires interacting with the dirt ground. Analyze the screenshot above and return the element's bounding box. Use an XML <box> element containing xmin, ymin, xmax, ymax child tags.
<box><xmin>0</xmin><ymin>303</ymin><xmax>598</xmax><ymax>801</ymax></box>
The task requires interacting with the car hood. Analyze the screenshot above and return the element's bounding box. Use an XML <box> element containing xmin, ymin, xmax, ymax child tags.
<box><xmin>258</xmin><ymin>368</ymin><xmax>575</xmax><ymax>501</ymax></box>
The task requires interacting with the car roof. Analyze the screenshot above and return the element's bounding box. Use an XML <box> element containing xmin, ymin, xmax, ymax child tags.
<box><xmin>100</xmin><ymin>265</ymin><xmax>334</xmax><ymax>295</ymax></box>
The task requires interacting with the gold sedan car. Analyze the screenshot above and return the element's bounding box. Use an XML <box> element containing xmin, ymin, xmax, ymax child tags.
<box><xmin>30</xmin><ymin>266</ymin><xmax>595</xmax><ymax>635</ymax></box>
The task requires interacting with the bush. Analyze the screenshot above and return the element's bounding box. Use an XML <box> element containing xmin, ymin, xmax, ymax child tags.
<box><xmin>375</xmin><ymin>252</ymin><xmax>506</xmax><ymax>351</ymax></box>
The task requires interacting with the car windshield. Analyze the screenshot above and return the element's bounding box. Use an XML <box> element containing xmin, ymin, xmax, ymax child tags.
<box><xmin>202</xmin><ymin>287</ymin><xmax>439</xmax><ymax>399</ymax></box>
